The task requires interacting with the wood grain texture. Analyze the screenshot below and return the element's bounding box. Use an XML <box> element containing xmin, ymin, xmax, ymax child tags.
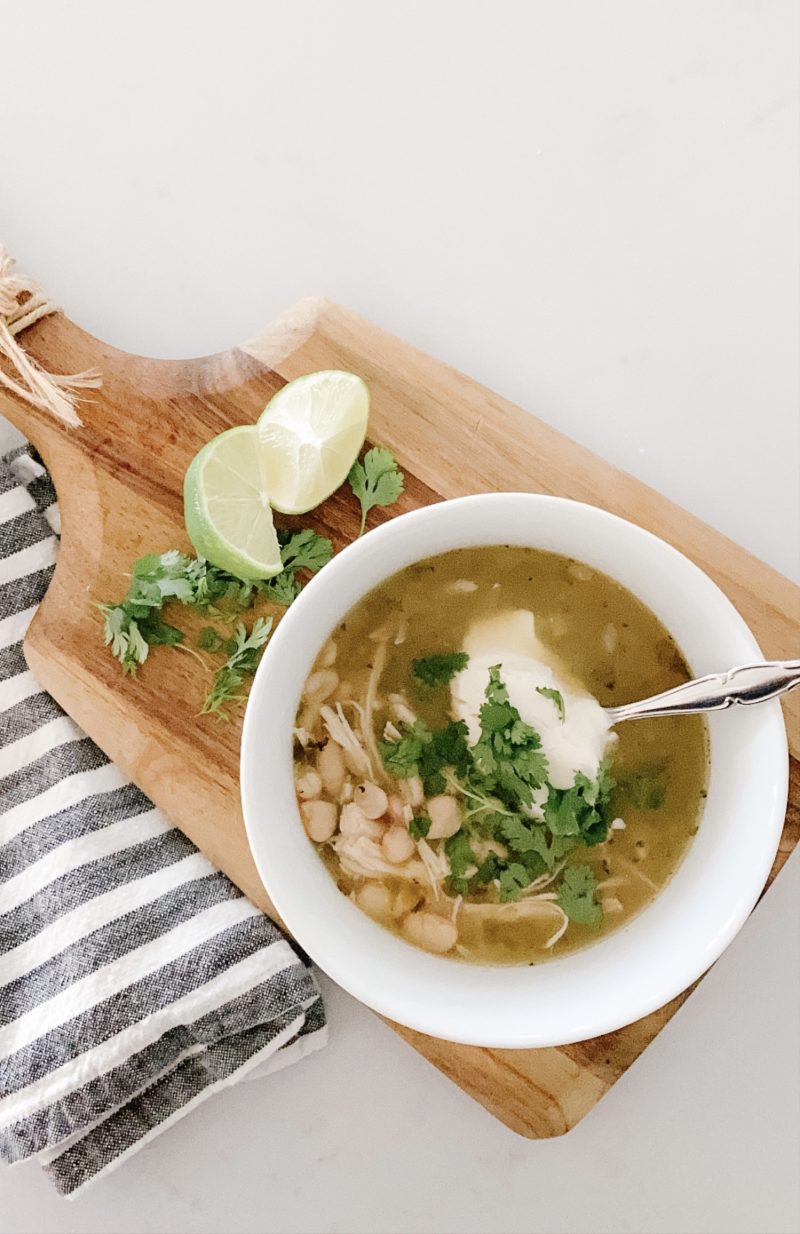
<box><xmin>2</xmin><ymin>298</ymin><xmax>798</xmax><ymax>1140</ymax></box>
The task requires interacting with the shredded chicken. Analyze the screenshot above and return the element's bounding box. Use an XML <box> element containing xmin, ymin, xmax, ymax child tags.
<box><xmin>415</xmin><ymin>838</ymin><xmax>450</xmax><ymax>896</ymax></box>
<box><xmin>320</xmin><ymin>703</ymin><xmax>372</xmax><ymax>778</ymax></box>
<box><xmin>472</xmin><ymin>838</ymin><xmax>509</xmax><ymax>863</ymax></box>
<box><xmin>456</xmin><ymin>893</ymin><xmax>570</xmax><ymax>947</ymax></box>
<box><xmin>459</xmin><ymin>894</ymin><xmax>558</xmax><ymax>917</ymax></box>
<box><xmin>363</xmin><ymin>638</ymin><xmax>388</xmax><ymax>780</ymax></box>
<box><xmin>387</xmin><ymin>693</ymin><xmax>417</xmax><ymax>727</ymax></box>
<box><xmin>616</xmin><ymin>855</ymin><xmax>659</xmax><ymax>891</ymax></box>
<box><xmin>542</xmin><ymin>905</ymin><xmax>570</xmax><ymax>948</ymax></box>
<box><xmin>332</xmin><ymin>835</ymin><xmax>429</xmax><ymax>883</ymax></box>
<box><xmin>521</xmin><ymin>860</ymin><xmax>567</xmax><ymax>896</ymax></box>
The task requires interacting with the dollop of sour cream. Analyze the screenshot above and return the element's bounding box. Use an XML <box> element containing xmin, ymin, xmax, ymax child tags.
<box><xmin>450</xmin><ymin>610</ymin><xmax>615</xmax><ymax>791</ymax></box>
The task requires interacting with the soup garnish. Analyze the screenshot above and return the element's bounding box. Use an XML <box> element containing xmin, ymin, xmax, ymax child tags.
<box><xmin>294</xmin><ymin>546</ymin><xmax>708</xmax><ymax>964</ymax></box>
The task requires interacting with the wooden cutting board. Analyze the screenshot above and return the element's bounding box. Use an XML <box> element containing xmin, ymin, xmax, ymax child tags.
<box><xmin>2</xmin><ymin>298</ymin><xmax>798</xmax><ymax>1139</ymax></box>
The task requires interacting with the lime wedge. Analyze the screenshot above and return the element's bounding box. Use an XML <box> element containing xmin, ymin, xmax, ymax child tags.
<box><xmin>257</xmin><ymin>370</ymin><xmax>369</xmax><ymax>515</ymax></box>
<box><xmin>183</xmin><ymin>426</ymin><xmax>282</xmax><ymax>580</ymax></box>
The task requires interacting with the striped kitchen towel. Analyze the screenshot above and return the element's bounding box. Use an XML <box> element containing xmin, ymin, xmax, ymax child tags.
<box><xmin>0</xmin><ymin>446</ymin><xmax>327</xmax><ymax>1196</ymax></box>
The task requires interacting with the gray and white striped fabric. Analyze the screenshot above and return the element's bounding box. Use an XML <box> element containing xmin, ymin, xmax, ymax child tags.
<box><xmin>0</xmin><ymin>447</ymin><xmax>326</xmax><ymax>1196</ymax></box>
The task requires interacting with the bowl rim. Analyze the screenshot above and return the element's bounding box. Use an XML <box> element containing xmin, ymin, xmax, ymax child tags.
<box><xmin>240</xmin><ymin>493</ymin><xmax>789</xmax><ymax>1047</ymax></box>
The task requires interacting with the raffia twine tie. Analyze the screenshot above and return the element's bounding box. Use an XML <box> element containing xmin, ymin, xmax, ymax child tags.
<box><xmin>0</xmin><ymin>244</ymin><xmax>101</xmax><ymax>428</ymax></box>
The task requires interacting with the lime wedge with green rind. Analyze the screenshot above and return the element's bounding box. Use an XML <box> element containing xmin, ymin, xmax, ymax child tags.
<box><xmin>257</xmin><ymin>370</ymin><xmax>369</xmax><ymax>515</ymax></box>
<box><xmin>183</xmin><ymin>425</ymin><xmax>282</xmax><ymax>580</ymax></box>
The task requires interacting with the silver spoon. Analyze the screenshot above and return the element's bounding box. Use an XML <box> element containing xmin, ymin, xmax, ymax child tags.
<box><xmin>605</xmin><ymin>660</ymin><xmax>800</xmax><ymax>725</ymax></box>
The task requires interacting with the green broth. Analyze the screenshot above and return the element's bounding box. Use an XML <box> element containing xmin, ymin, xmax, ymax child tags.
<box><xmin>296</xmin><ymin>546</ymin><xmax>708</xmax><ymax>964</ymax></box>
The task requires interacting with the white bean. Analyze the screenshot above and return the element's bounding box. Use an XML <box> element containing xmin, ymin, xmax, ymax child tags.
<box><xmin>386</xmin><ymin>794</ymin><xmax>407</xmax><ymax>824</ymax></box>
<box><xmin>304</xmin><ymin>669</ymin><xmax>339</xmax><ymax>702</ymax></box>
<box><xmin>339</xmin><ymin>802</ymin><xmax>385</xmax><ymax>841</ymax></box>
<box><xmin>388</xmin><ymin>694</ymin><xmax>417</xmax><ymax>727</ymax></box>
<box><xmin>320</xmin><ymin>641</ymin><xmax>338</xmax><ymax>668</ymax></box>
<box><xmin>381</xmin><ymin>826</ymin><xmax>416</xmax><ymax>864</ymax></box>
<box><xmin>354</xmin><ymin>782</ymin><xmax>389</xmax><ymax>820</ymax></box>
<box><xmin>548</xmin><ymin>612</ymin><xmax>568</xmax><ymax>638</ymax></box>
<box><xmin>317</xmin><ymin>741</ymin><xmax>346</xmax><ymax>797</ymax></box>
<box><xmin>356</xmin><ymin>882</ymin><xmax>392</xmax><ymax>921</ymax></box>
<box><xmin>426</xmin><ymin>795</ymin><xmax>462</xmax><ymax>840</ymax></box>
<box><xmin>295</xmin><ymin>768</ymin><xmax>322</xmax><ymax>800</ymax></box>
<box><xmin>602</xmin><ymin>622</ymin><xmax>619</xmax><ymax>654</ymax></box>
<box><xmin>300</xmin><ymin>799</ymin><xmax>338</xmax><ymax>843</ymax></box>
<box><xmin>297</xmin><ymin>702</ymin><xmax>321</xmax><ymax>734</ymax></box>
<box><xmin>392</xmin><ymin>885</ymin><xmax>421</xmax><ymax>919</ymax></box>
<box><xmin>401</xmin><ymin>911</ymin><xmax>458</xmax><ymax>954</ymax></box>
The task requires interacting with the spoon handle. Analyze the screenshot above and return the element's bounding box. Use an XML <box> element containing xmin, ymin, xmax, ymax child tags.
<box><xmin>605</xmin><ymin>660</ymin><xmax>800</xmax><ymax>725</ymax></box>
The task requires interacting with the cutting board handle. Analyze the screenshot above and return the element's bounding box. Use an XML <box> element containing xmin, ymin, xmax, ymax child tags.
<box><xmin>0</xmin><ymin>298</ymin><xmax>330</xmax><ymax>488</ymax></box>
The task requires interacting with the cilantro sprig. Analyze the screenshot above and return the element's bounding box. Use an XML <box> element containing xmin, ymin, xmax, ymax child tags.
<box><xmin>409</xmin><ymin>815</ymin><xmax>431</xmax><ymax>840</ymax></box>
<box><xmin>100</xmin><ymin>603</ymin><xmax>184</xmax><ymax>674</ymax></box>
<box><xmin>260</xmin><ymin>529</ymin><xmax>334</xmax><ymax>605</ymax></box>
<box><xmin>199</xmin><ymin>618</ymin><xmax>273</xmax><ymax>719</ymax></box>
<box><xmin>557</xmin><ymin>864</ymin><xmax>602</xmax><ymax>924</ymax></box>
<box><xmin>378</xmin><ymin>663</ymin><xmax>615</xmax><ymax>923</ymax></box>
<box><xmin>536</xmin><ymin>685</ymin><xmax>566</xmax><ymax>722</ymax></box>
<box><xmin>100</xmin><ymin>529</ymin><xmax>329</xmax><ymax>675</ymax></box>
<box><xmin>348</xmin><ymin>447</ymin><xmax>404</xmax><ymax>536</ymax></box>
<box><xmin>412</xmin><ymin>652</ymin><xmax>469</xmax><ymax>688</ymax></box>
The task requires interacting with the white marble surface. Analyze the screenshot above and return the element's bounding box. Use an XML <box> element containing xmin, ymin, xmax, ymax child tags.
<box><xmin>1</xmin><ymin>2</ymin><xmax>798</xmax><ymax>1231</ymax></box>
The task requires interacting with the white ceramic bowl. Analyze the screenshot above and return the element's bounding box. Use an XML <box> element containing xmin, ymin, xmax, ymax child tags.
<box><xmin>241</xmin><ymin>495</ymin><xmax>788</xmax><ymax>1047</ymax></box>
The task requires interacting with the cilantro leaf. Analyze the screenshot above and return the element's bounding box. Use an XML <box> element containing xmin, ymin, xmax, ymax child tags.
<box><xmin>479</xmin><ymin>701</ymin><xmax>517</xmax><ymax>734</ymax></box>
<box><xmin>543</xmin><ymin>769</ymin><xmax>613</xmax><ymax>847</ymax></box>
<box><xmin>200</xmin><ymin>617</ymin><xmax>273</xmax><ymax>719</ymax></box>
<box><xmin>99</xmin><ymin>603</ymin><xmax>184</xmax><ymax>674</ymax></box>
<box><xmin>260</xmin><ymin>530</ymin><xmax>333</xmax><ymax>606</ymax></box>
<box><xmin>499</xmin><ymin>863</ymin><xmax>530</xmax><ymax>902</ymax></box>
<box><xmin>474</xmin><ymin>852</ymin><xmax>504</xmax><ymax>884</ymax></box>
<box><xmin>197</xmin><ymin>626</ymin><xmax>224</xmax><ymax>652</ymax></box>
<box><xmin>378</xmin><ymin>725</ymin><xmax>430</xmax><ymax>778</ymax></box>
<box><xmin>498</xmin><ymin>815</ymin><xmax>540</xmax><ymax>855</ymax></box>
<box><xmin>557</xmin><ymin>864</ymin><xmax>603</xmax><ymax>924</ymax></box>
<box><xmin>444</xmin><ymin>830</ymin><xmax>477</xmax><ymax>894</ymax></box>
<box><xmin>536</xmin><ymin>685</ymin><xmax>566</xmax><ymax>722</ymax></box>
<box><xmin>469</xmin><ymin>666</ymin><xmax>548</xmax><ymax>808</ymax></box>
<box><xmin>100</xmin><ymin>604</ymin><xmax>150</xmax><ymax>674</ymax></box>
<box><xmin>348</xmin><ymin>447</ymin><xmax>405</xmax><ymax>536</ymax></box>
<box><xmin>409</xmin><ymin>815</ymin><xmax>431</xmax><ymax>840</ymax></box>
<box><xmin>260</xmin><ymin>571</ymin><xmax>302</xmax><ymax>607</ymax></box>
<box><xmin>418</xmin><ymin>720</ymin><xmax>471</xmax><ymax>794</ymax></box>
<box><xmin>622</xmin><ymin>764</ymin><xmax>666</xmax><ymax>810</ymax></box>
<box><xmin>277</xmin><ymin>528</ymin><xmax>334</xmax><ymax>575</ymax></box>
<box><xmin>412</xmin><ymin>652</ymin><xmax>469</xmax><ymax>688</ymax></box>
<box><xmin>140</xmin><ymin>615</ymin><xmax>185</xmax><ymax>646</ymax></box>
<box><xmin>379</xmin><ymin>719</ymin><xmax>470</xmax><ymax>793</ymax></box>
